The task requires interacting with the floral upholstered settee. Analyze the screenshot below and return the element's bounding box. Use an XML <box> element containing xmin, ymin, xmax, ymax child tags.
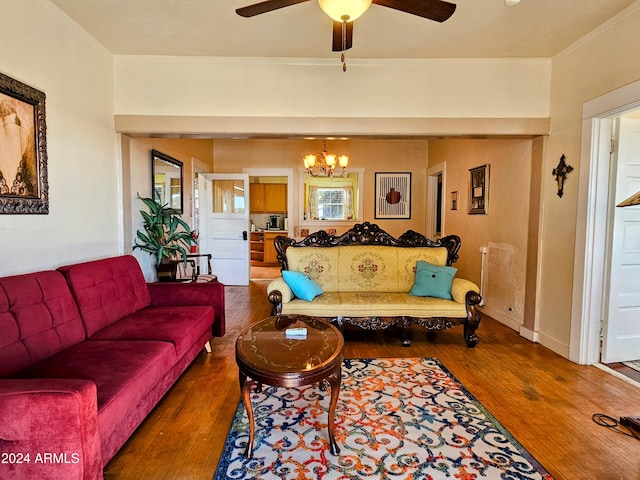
<box><xmin>266</xmin><ymin>222</ymin><xmax>482</xmax><ymax>346</ymax></box>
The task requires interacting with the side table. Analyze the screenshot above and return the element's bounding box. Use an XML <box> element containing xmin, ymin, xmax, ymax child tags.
<box><xmin>235</xmin><ymin>314</ymin><xmax>344</xmax><ymax>458</ymax></box>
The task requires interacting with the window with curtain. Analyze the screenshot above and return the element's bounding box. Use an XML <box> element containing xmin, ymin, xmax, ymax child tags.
<box><xmin>307</xmin><ymin>185</ymin><xmax>354</xmax><ymax>220</ymax></box>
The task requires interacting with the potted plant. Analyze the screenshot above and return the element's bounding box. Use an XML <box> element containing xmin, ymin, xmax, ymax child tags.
<box><xmin>133</xmin><ymin>195</ymin><xmax>196</xmax><ymax>281</ymax></box>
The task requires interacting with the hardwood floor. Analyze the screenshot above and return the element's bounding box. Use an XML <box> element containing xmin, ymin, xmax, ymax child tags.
<box><xmin>249</xmin><ymin>264</ymin><xmax>281</xmax><ymax>280</ymax></box>
<box><xmin>604</xmin><ymin>362</ymin><xmax>640</xmax><ymax>384</ymax></box>
<box><xmin>104</xmin><ymin>281</ymin><xmax>640</xmax><ymax>480</ymax></box>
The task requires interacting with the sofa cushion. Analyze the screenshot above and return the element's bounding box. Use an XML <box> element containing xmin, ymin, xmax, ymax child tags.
<box><xmin>278</xmin><ymin>292</ymin><xmax>468</xmax><ymax>318</ymax></box>
<box><xmin>0</xmin><ymin>271</ymin><xmax>85</xmax><ymax>377</ymax></box>
<box><xmin>337</xmin><ymin>246</ymin><xmax>399</xmax><ymax>292</ymax></box>
<box><xmin>409</xmin><ymin>261</ymin><xmax>457</xmax><ymax>300</ymax></box>
<box><xmin>282</xmin><ymin>271</ymin><xmax>324</xmax><ymax>301</ymax></box>
<box><xmin>16</xmin><ymin>340</ymin><xmax>175</xmax><ymax>445</ymax></box>
<box><xmin>286</xmin><ymin>247</ymin><xmax>339</xmax><ymax>291</ymax></box>
<box><xmin>88</xmin><ymin>305</ymin><xmax>214</xmax><ymax>357</ymax></box>
<box><xmin>58</xmin><ymin>255</ymin><xmax>152</xmax><ymax>337</ymax></box>
<box><xmin>285</xmin><ymin>245</ymin><xmax>452</xmax><ymax>294</ymax></box>
<box><xmin>396</xmin><ymin>247</ymin><xmax>449</xmax><ymax>291</ymax></box>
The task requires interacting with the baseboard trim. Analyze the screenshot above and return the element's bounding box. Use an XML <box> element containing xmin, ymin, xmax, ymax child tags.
<box><xmin>480</xmin><ymin>307</ymin><xmax>570</xmax><ymax>358</ymax></box>
<box><xmin>519</xmin><ymin>326</ymin><xmax>539</xmax><ymax>343</ymax></box>
<box><xmin>478</xmin><ymin>305</ymin><xmax>521</xmax><ymax>332</ymax></box>
<box><xmin>536</xmin><ymin>332</ymin><xmax>570</xmax><ymax>358</ymax></box>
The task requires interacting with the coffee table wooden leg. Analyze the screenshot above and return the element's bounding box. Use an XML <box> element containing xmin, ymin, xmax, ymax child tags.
<box><xmin>327</xmin><ymin>367</ymin><xmax>341</xmax><ymax>455</ymax></box>
<box><xmin>240</xmin><ymin>376</ymin><xmax>256</xmax><ymax>458</ymax></box>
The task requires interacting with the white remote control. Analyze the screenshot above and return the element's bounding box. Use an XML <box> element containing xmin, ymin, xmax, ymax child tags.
<box><xmin>285</xmin><ymin>327</ymin><xmax>307</xmax><ymax>339</ymax></box>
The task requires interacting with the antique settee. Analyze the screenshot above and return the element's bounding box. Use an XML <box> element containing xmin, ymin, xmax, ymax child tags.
<box><xmin>267</xmin><ymin>222</ymin><xmax>482</xmax><ymax>346</ymax></box>
<box><xmin>0</xmin><ymin>255</ymin><xmax>225</xmax><ymax>480</ymax></box>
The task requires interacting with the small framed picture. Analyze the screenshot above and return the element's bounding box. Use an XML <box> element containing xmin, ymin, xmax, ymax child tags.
<box><xmin>468</xmin><ymin>165</ymin><xmax>489</xmax><ymax>214</ymax></box>
<box><xmin>451</xmin><ymin>191</ymin><xmax>458</xmax><ymax>210</ymax></box>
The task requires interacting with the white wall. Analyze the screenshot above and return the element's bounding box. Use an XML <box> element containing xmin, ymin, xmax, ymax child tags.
<box><xmin>0</xmin><ymin>0</ymin><xmax>119</xmax><ymax>275</ymax></box>
<box><xmin>114</xmin><ymin>56</ymin><xmax>551</xmax><ymax>119</ymax></box>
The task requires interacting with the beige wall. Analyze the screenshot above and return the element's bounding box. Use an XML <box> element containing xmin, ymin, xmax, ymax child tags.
<box><xmin>429</xmin><ymin>139</ymin><xmax>535</xmax><ymax>329</ymax></box>
<box><xmin>537</xmin><ymin>5</ymin><xmax>640</xmax><ymax>356</ymax></box>
<box><xmin>114</xmin><ymin>57</ymin><xmax>551</xmax><ymax>119</ymax></box>
<box><xmin>126</xmin><ymin>137</ymin><xmax>213</xmax><ymax>279</ymax></box>
<box><xmin>213</xmin><ymin>139</ymin><xmax>429</xmax><ymax>238</ymax></box>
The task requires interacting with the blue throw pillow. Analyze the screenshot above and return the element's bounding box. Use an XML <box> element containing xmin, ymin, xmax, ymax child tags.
<box><xmin>282</xmin><ymin>270</ymin><xmax>324</xmax><ymax>302</ymax></box>
<box><xmin>409</xmin><ymin>261</ymin><xmax>457</xmax><ymax>300</ymax></box>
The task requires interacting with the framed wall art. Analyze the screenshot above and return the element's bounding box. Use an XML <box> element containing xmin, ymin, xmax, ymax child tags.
<box><xmin>451</xmin><ymin>191</ymin><xmax>458</xmax><ymax>210</ymax></box>
<box><xmin>468</xmin><ymin>164</ymin><xmax>489</xmax><ymax>214</ymax></box>
<box><xmin>0</xmin><ymin>72</ymin><xmax>48</xmax><ymax>214</ymax></box>
<box><xmin>375</xmin><ymin>172</ymin><xmax>411</xmax><ymax>219</ymax></box>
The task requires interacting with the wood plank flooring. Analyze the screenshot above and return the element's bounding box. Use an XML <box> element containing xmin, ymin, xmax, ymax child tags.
<box><xmin>604</xmin><ymin>362</ymin><xmax>640</xmax><ymax>384</ymax></box>
<box><xmin>104</xmin><ymin>280</ymin><xmax>640</xmax><ymax>480</ymax></box>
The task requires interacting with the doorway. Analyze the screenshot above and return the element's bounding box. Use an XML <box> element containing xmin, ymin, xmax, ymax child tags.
<box><xmin>426</xmin><ymin>162</ymin><xmax>446</xmax><ymax>239</ymax></box>
<box><xmin>570</xmin><ymin>79</ymin><xmax>640</xmax><ymax>366</ymax></box>
<box><xmin>601</xmin><ymin>115</ymin><xmax>640</xmax><ymax>364</ymax></box>
<box><xmin>243</xmin><ymin>168</ymin><xmax>293</xmax><ymax>281</ymax></box>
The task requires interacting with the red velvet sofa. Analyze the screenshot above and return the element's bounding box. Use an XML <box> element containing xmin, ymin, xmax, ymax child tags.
<box><xmin>0</xmin><ymin>255</ymin><xmax>225</xmax><ymax>480</ymax></box>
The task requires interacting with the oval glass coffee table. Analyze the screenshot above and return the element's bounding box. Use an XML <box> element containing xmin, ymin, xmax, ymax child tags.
<box><xmin>235</xmin><ymin>314</ymin><xmax>345</xmax><ymax>458</ymax></box>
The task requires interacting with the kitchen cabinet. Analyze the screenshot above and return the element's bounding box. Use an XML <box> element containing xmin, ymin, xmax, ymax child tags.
<box><xmin>250</xmin><ymin>230</ymin><xmax>283</xmax><ymax>265</ymax></box>
<box><xmin>250</xmin><ymin>183</ymin><xmax>287</xmax><ymax>213</ymax></box>
<box><xmin>263</xmin><ymin>232</ymin><xmax>281</xmax><ymax>264</ymax></box>
<box><xmin>250</xmin><ymin>231</ymin><xmax>264</xmax><ymax>264</ymax></box>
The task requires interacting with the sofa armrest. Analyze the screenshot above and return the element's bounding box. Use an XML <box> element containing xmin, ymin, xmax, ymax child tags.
<box><xmin>267</xmin><ymin>279</ymin><xmax>294</xmax><ymax>304</ymax></box>
<box><xmin>0</xmin><ymin>379</ymin><xmax>102</xmax><ymax>480</ymax></box>
<box><xmin>147</xmin><ymin>282</ymin><xmax>226</xmax><ymax>337</ymax></box>
<box><xmin>451</xmin><ymin>278</ymin><xmax>480</xmax><ymax>304</ymax></box>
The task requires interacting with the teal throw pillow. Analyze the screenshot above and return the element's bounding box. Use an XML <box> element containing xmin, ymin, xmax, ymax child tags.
<box><xmin>409</xmin><ymin>261</ymin><xmax>457</xmax><ymax>300</ymax></box>
<box><xmin>282</xmin><ymin>270</ymin><xmax>324</xmax><ymax>302</ymax></box>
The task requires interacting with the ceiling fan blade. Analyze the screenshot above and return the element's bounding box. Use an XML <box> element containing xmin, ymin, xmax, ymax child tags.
<box><xmin>236</xmin><ymin>0</ymin><xmax>311</xmax><ymax>17</ymax></box>
<box><xmin>332</xmin><ymin>21</ymin><xmax>353</xmax><ymax>52</ymax></box>
<box><xmin>372</xmin><ymin>0</ymin><xmax>456</xmax><ymax>22</ymax></box>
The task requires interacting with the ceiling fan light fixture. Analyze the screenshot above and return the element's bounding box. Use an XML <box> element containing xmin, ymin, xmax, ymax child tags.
<box><xmin>318</xmin><ymin>0</ymin><xmax>372</xmax><ymax>22</ymax></box>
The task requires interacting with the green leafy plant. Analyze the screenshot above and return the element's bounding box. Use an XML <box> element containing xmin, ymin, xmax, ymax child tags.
<box><xmin>133</xmin><ymin>195</ymin><xmax>195</xmax><ymax>266</ymax></box>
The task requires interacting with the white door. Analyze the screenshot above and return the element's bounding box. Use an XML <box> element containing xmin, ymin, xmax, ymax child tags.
<box><xmin>602</xmin><ymin>117</ymin><xmax>640</xmax><ymax>363</ymax></box>
<box><xmin>200</xmin><ymin>173</ymin><xmax>250</xmax><ymax>286</ymax></box>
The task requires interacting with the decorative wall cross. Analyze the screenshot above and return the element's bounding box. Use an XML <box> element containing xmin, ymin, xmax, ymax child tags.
<box><xmin>552</xmin><ymin>154</ymin><xmax>573</xmax><ymax>198</ymax></box>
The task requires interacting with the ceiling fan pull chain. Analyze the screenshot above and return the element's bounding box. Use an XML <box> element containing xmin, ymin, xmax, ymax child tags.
<box><xmin>341</xmin><ymin>17</ymin><xmax>348</xmax><ymax>72</ymax></box>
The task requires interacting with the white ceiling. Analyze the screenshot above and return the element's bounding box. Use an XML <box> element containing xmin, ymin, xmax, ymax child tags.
<box><xmin>50</xmin><ymin>0</ymin><xmax>637</xmax><ymax>59</ymax></box>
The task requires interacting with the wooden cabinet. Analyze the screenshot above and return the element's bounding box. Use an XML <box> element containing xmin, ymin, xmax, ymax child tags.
<box><xmin>250</xmin><ymin>183</ymin><xmax>287</xmax><ymax>213</ymax></box>
<box><xmin>264</xmin><ymin>184</ymin><xmax>287</xmax><ymax>213</ymax></box>
<box><xmin>250</xmin><ymin>231</ymin><xmax>264</xmax><ymax>264</ymax></box>
<box><xmin>250</xmin><ymin>184</ymin><xmax>266</xmax><ymax>213</ymax></box>
<box><xmin>250</xmin><ymin>230</ymin><xmax>281</xmax><ymax>265</ymax></box>
<box><xmin>263</xmin><ymin>232</ymin><xmax>280</xmax><ymax>264</ymax></box>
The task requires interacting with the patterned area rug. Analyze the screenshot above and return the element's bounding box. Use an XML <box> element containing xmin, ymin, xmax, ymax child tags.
<box><xmin>214</xmin><ymin>358</ymin><xmax>554</xmax><ymax>480</ymax></box>
<box><xmin>622</xmin><ymin>359</ymin><xmax>640</xmax><ymax>373</ymax></box>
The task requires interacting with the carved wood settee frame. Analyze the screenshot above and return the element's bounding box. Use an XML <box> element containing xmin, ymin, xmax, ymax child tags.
<box><xmin>268</xmin><ymin>222</ymin><xmax>482</xmax><ymax>347</ymax></box>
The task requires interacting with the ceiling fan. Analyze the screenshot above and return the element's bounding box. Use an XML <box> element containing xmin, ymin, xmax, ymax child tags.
<box><xmin>236</xmin><ymin>0</ymin><xmax>456</xmax><ymax>70</ymax></box>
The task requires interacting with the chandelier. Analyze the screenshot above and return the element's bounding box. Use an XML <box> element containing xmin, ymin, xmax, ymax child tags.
<box><xmin>303</xmin><ymin>140</ymin><xmax>348</xmax><ymax>178</ymax></box>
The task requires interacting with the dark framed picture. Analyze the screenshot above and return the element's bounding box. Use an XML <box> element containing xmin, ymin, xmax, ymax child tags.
<box><xmin>0</xmin><ymin>72</ymin><xmax>48</xmax><ymax>214</ymax></box>
<box><xmin>469</xmin><ymin>164</ymin><xmax>489</xmax><ymax>214</ymax></box>
<box><xmin>375</xmin><ymin>172</ymin><xmax>411</xmax><ymax>219</ymax></box>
